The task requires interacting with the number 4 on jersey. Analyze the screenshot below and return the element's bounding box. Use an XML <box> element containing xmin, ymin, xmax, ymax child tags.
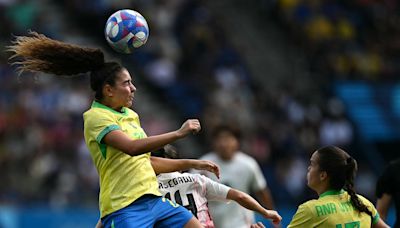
<box><xmin>164</xmin><ymin>190</ymin><xmax>198</xmax><ymax>217</ymax></box>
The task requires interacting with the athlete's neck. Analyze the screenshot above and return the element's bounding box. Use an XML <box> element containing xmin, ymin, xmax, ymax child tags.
<box><xmin>315</xmin><ymin>185</ymin><xmax>330</xmax><ymax>196</ymax></box>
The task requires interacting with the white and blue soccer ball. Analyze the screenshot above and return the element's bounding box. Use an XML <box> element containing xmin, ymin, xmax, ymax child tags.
<box><xmin>105</xmin><ymin>9</ymin><xmax>149</xmax><ymax>54</ymax></box>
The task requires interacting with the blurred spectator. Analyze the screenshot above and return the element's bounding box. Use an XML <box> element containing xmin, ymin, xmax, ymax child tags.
<box><xmin>277</xmin><ymin>0</ymin><xmax>400</xmax><ymax>80</ymax></box>
<box><xmin>319</xmin><ymin>98</ymin><xmax>353</xmax><ymax>147</ymax></box>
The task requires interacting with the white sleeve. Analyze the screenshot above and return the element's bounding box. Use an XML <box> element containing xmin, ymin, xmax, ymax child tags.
<box><xmin>250</xmin><ymin>159</ymin><xmax>267</xmax><ymax>192</ymax></box>
<box><xmin>199</xmin><ymin>175</ymin><xmax>231</xmax><ymax>202</ymax></box>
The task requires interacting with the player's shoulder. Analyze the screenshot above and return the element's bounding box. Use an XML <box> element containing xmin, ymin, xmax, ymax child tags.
<box><xmin>301</xmin><ymin>199</ymin><xmax>319</xmax><ymax>207</ymax></box>
<box><xmin>181</xmin><ymin>172</ymin><xmax>207</xmax><ymax>183</ymax></box>
<box><xmin>83</xmin><ymin>105</ymin><xmax>98</xmax><ymax>116</ymax></box>
<box><xmin>296</xmin><ymin>199</ymin><xmax>319</xmax><ymax>214</ymax></box>
<box><xmin>158</xmin><ymin>171</ymin><xmax>183</xmax><ymax>179</ymax></box>
<box><xmin>84</xmin><ymin>105</ymin><xmax>111</xmax><ymax>118</ymax></box>
<box><xmin>83</xmin><ymin>108</ymin><xmax>110</xmax><ymax>125</ymax></box>
<box><xmin>125</xmin><ymin>108</ymin><xmax>139</xmax><ymax>117</ymax></box>
<box><xmin>173</xmin><ymin>172</ymin><xmax>212</xmax><ymax>186</ymax></box>
<box><xmin>236</xmin><ymin>152</ymin><xmax>256</xmax><ymax>161</ymax></box>
<box><xmin>180</xmin><ymin>172</ymin><xmax>198</xmax><ymax>179</ymax></box>
<box><xmin>355</xmin><ymin>193</ymin><xmax>377</xmax><ymax>214</ymax></box>
<box><xmin>235</xmin><ymin>152</ymin><xmax>259</xmax><ymax>166</ymax></box>
<box><xmin>158</xmin><ymin>172</ymin><xmax>198</xmax><ymax>181</ymax></box>
<box><xmin>190</xmin><ymin>173</ymin><xmax>210</xmax><ymax>181</ymax></box>
<box><xmin>356</xmin><ymin>193</ymin><xmax>373</xmax><ymax>205</ymax></box>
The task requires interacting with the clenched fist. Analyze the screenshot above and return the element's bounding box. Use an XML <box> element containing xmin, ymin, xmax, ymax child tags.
<box><xmin>177</xmin><ymin>119</ymin><xmax>201</xmax><ymax>137</ymax></box>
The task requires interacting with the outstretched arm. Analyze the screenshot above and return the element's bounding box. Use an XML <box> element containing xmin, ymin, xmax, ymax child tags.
<box><xmin>104</xmin><ymin>119</ymin><xmax>200</xmax><ymax>156</ymax></box>
<box><xmin>227</xmin><ymin>189</ymin><xmax>282</xmax><ymax>225</ymax></box>
<box><xmin>151</xmin><ymin>157</ymin><xmax>220</xmax><ymax>178</ymax></box>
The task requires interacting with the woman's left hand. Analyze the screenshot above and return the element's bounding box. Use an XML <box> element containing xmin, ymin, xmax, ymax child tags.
<box><xmin>193</xmin><ymin>160</ymin><xmax>220</xmax><ymax>179</ymax></box>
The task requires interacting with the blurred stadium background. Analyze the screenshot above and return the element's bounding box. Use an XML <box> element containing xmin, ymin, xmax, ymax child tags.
<box><xmin>0</xmin><ymin>0</ymin><xmax>399</xmax><ymax>227</ymax></box>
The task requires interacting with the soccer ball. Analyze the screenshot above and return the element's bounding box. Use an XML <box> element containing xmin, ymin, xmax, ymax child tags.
<box><xmin>105</xmin><ymin>9</ymin><xmax>149</xmax><ymax>54</ymax></box>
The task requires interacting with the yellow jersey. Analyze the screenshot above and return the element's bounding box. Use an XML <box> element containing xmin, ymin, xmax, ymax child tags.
<box><xmin>288</xmin><ymin>189</ymin><xmax>379</xmax><ymax>228</ymax></box>
<box><xmin>83</xmin><ymin>101</ymin><xmax>161</xmax><ymax>218</ymax></box>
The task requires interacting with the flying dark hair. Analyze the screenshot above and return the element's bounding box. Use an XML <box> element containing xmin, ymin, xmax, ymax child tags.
<box><xmin>316</xmin><ymin>146</ymin><xmax>373</xmax><ymax>218</ymax></box>
<box><xmin>8</xmin><ymin>31</ymin><xmax>124</xmax><ymax>100</ymax></box>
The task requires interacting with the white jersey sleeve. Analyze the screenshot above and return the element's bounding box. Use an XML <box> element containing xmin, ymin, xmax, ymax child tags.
<box><xmin>197</xmin><ymin>175</ymin><xmax>231</xmax><ymax>202</ymax></box>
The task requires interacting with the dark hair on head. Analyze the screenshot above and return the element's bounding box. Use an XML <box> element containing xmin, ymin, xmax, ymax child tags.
<box><xmin>152</xmin><ymin>144</ymin><xmax>179</xmax><ymax>159</ymax></box>
<box><xmin>212</xmin><ymin>124</ymin><xmax>241</xmax><ymax>140</ymax></box>
<box><xmin>90</xmin><ymin>62</ymin><xmax>124</xmax><ymax>100</ymax></box>
<box><xmin>316</xmin><ymin>146</ymin><xmax>373</xmax><ymax>218</ymax></box>
<box><xmin>8</xmin><ymin>31</ymin><xmax>124</xmax><ymax>100</ymax></box>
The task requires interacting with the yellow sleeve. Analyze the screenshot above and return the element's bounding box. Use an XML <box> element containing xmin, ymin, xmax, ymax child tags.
<box><xmin>85</xmin><ymin>111</ymin><xmax>120</xmax><ymax>144</ymax></box>
<box><xmin>288</xmin><ymin>203</ymin><xmax>314</xmax><ymax>228</ymax></box>
<box><xmin>358</xmin><ymin>195</ymin><xmax>380</xmax><ymax>224</ymax></box>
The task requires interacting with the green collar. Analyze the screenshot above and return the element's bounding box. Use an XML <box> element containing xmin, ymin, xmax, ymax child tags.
<box><xmin>91</xmin><ymin>101</ymin><xmax>128</xmax><ymax>116</ymax></box>
<box><xmin>319</xmin><ymin>189</ymin><xmax>345</xmax><ymax>198</ymax></box>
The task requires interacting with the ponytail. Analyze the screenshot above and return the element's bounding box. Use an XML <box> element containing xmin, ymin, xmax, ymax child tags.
<box><xmin>343</xmin><ymin>157</ymin><xmax>373</xmax><ymax>218</ymax></box>
<box><xmin>8</xmin><ymin>31</ymin><xmax>125</xmax><ymax>100</ymax></box>
<box><xmin>317</xmin><ymin>146</ymin><xmax>373</xmax><ymax>218</ymax></box>
<box><xmin>8</xmin><ymin>31</ymin><xmax>105</xmax><ymax>75</ymax></box>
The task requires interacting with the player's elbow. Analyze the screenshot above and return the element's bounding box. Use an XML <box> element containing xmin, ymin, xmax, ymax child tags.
<box><xmin>125</xmin><ymin>145</ymin><xmax>145</xmax><ymax>156</ymax></box>
<box><xmin>236</xmin><ymin>192</ymin><xmax>247</xmax><ymax>203</ymax></box>
<box><xmin>118</xmin><ymin>142</ymin><xmax>145</xmax><ymax>156</ymax></box>
<box><xmin>228</xmin><ymin>189</ymin><xmax>247</xmax><ymax>203</ymax></box>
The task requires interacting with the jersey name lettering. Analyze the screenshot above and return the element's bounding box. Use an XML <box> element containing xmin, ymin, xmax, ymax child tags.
<box><xmin>339</xmin><ymin>201</ymin><xmax>354</xmax><ymax>213</ymax></box>
<box><xmin>159</xmin><ymin>176</ymin><xmax>195</xmax><ymax>189</ymax></box>
<box><xmin>315</xmin><ymin>203</ymin><xmax>337</xmax><ymax>217</ymax></box>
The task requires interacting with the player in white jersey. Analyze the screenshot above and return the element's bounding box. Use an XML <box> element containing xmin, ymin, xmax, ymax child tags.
<box><xmin>154</xmin><ymin>145</ymin><xmax>281</xmax><ymax>228</ymax></box>
<box><xmin>197</xmin><ymin>125</ymin><xmax>276</xmax><ymax>228</ymax></box>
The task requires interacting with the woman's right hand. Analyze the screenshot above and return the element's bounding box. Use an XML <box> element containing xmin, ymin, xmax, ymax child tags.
<box><xmin>177</xmin><ymin>119</ymin><xmax>201</xmax><ymax>137</ymax></box>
